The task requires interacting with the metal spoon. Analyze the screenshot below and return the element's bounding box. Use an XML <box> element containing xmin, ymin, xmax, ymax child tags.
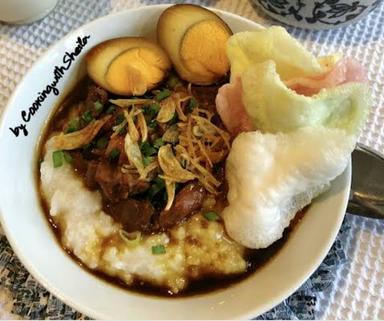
<box><xmin>348</xmin><ymin>144</ymin><xmax>384</xmax><ymax>219</ymax></box>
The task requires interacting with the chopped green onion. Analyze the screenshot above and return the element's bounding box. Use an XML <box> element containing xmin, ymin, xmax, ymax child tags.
<box><xmin>153</xmin><ymin>176</ymin><xmax>165</xmax><ymax>187</ymax></box>
<box><xmin>153</xmin><ymin>138</ymin><xmax>164</xmax><ymax>149</ymax></box>
<box><xmin>148</xmin><ymin>176</ymin><xmax>165</xmax><ymax>199</ymax></box>
<box><xmin>155</xmin><ymin>89</ymin><xmax>171</xmax><ymax>102</ymax></box>
<box><xmin>118</xmin><ymin>126</ymin><xmax>127</xmax><ymax>135</ymax></box>
<box><xmin>166</xmin><ymin>74</ymin><xmax>181</xmax><ymax>88</ymax></box>
<box><xmin>151</xmin><ymin>103</ymin><xmax>160</xmax><ymax>112</ymax></box>
<box><xmin>81</xmin><ymin>143</ymin><xmax>94</xmax><ymax>159</ymax></box>
<box><xmin>140</xmin><ymin>141</ymin><xmax>157</xmax><ymax>157</ymax></box>
<box><xmin>65</xmin><ymin>118</ymin><xmax>79</xmax><ymax>133</ymax></box>
<box><xmin>63</xmin><ymin>151</ymin><xmax>73</xmax><ymax>164</ymax></box>
<box><xmin>82</xmin><ymin>110</ymin><xmax>94</xmax><ymax>124</ymax></box>
<box><xmin>82</xmin><ymin>143</ymin><xmax>92</xmax><ymax>150</ymax></box>
<box><xmin>109</xmin><ymin>148</ymin><xmax>120</xmax><ymax>162</ymax></box>
<box><xmin>151</xmin><ymin>244</ymin><xmax>166</xmax><ymax>255</ymax></box>
<box><xmin>94</xmin><ymin>100</ymin><xmax>103</xmax><ymax>112</ymax></box>
<box><xmin>115</xmin><ymin>114</ymin><xmax>125</xmax><ymax>125</ymax></box>
<box><xmin>106</xmin><ymin>105</ymin><xmax>116</xmax><ymax>114</ymax></box>
<box><xmin>143</xmin><ymin>103</ymin><xmax>160</xmax><ymax>119</ymax></box>
<box><xmin>52</xmin><ymin>150</ymin><xmax>64</xmax><ymax>168</ymax></box>
<box><xmin>143</xmin><ymin>156</ymin><xmax>154</xmax><ymax>166</ymax></box>
<box><xmin>96</xmin><ymin>136</ymin><xmax>108</xmax><ymax>149</ymax></box>
<box><xmin>187</xmin><ymin>97</ymin><xmax>198</xmax><ymax>113</ymax></box>
<box><xmin>148</xmin><ymin>119</ymin><xmax>158</xmax><ymax>129</ymax></box>
<box><xmin>203</xmin><ymin>211</ymin><xmax>220</xmax><ymax>221</ymax></box>
<box><xmin>119</xmin><ymin>230</ymin><xmax>141</xmax><ymax>247</ymax></box>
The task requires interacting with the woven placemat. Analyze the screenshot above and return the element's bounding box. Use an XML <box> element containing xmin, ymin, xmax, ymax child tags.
<box><xmin>0</xmin><ymin>0</ymin><xmax>383</xmax><ymax>319</ymax></box>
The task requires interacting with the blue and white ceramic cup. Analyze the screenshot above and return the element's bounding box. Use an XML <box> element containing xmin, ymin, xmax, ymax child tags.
<box><xmin>254</xmin><ymin>0</ymin><xmax>381</xmax><ymax>29</ymax></box>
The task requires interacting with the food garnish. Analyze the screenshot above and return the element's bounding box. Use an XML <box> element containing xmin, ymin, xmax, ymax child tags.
<box><xmin>52</xmin><ymin>150</ymin><xmax>64</xmax><ymax>168</ymax></box>
<box><xmin>52</xmin><ymin>116</ymin><xmax>111</xmax><ymax>150</ymax></box>
<box><xmin>157</xmin><ymin>4</ymin><xmax>232</xmax><ymax>85</ymax></box>
<box><xmin>203</xmin><ymin>211</ymin><xmax>220</xmax><ymax>221</ymax></box>
<box><xmin>218</xmin><ymin>26</ymin><xmax>370</xmax><ymax>249</ymax></box>
<box><xmin>119</xmin><ymin>230</ymin><xmax>141</xmax><ymax>247</ymax></box>
<box><xmin>86</xmin><ymin>37</ymin><xmax>171</xmax><ymax>96</ymax></box>
<box><xmin>152</xmin><ymin>244</ymin><xmax>166</xmax><ymax>255</ymax></box>
<box><xmin>50</xmin><ymin>75</ymin><xmax>229</xmax><ymax>213</ymax></box>
<box><xmin>109</xmin><ymin>148</ymin><xmax>120</xmax><ymax>162</ymax></box>
<box><xmin>65</xmin><ymin>118</ymin><xmax>80</xmax><ymax>133</ymax></box>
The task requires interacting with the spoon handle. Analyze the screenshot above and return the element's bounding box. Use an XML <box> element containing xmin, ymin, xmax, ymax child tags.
<box><xmin>348</xmin><ymin>144</ymin><xmax>384</xmax><ymax>219</ymax></box>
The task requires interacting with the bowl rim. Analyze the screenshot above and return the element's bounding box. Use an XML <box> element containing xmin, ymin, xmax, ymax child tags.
<box><xmin>0</xmin><ymin>4</ymin><xmax>350</xmax><ymax>319</ymax></box>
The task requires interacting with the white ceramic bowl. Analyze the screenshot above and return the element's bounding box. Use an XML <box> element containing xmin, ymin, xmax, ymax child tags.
<box><xmin>0</xmin><ymin>5</ymin><xmax>350</xmax><ymax>319</ymax></box>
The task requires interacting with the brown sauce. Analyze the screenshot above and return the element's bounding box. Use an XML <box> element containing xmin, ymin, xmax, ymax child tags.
<box><xmin>95</xmin><ymin>234</ymin><xmax>289</xmax><ymax>297</ymax></box>
<box><xmin>36</xmin><ymin>76</ymin><xmax>307</xmax><ymax>297</ymax></box>
<box><xmin>40</xmin><ymin>195</ymin><xmax>297</xmax><ymax>297</ymax></box>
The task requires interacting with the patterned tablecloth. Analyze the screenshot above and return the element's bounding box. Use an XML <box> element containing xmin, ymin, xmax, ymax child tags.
<box><xmin>0</xmin><ymin>0</ymin><xmax>384</xmax><ymax>319</ymax></box>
